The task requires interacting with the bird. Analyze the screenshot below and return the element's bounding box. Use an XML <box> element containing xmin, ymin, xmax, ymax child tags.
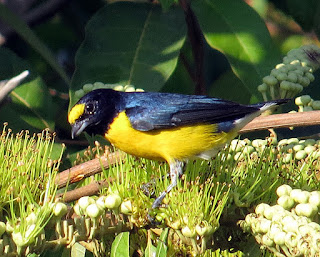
<box><xmin>68</xmin><ymin>88</ymin><xmax>288</xmax><ymax>208</ymax></box>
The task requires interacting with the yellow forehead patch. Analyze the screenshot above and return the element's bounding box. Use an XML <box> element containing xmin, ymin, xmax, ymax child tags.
<box><xmin>68</xmin><ymin>104</ymin><xmax>85</xmax><ymax>124</ymax></box>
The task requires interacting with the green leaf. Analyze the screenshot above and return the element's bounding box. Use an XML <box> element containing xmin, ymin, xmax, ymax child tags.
<box><xmin>155</xmin><ymin>228</ymin><xmax>168</xmax><ymax>257</ymax></box>
<box><xmin>0</xmin><ymin>3</ymin><xmax>70</xmax><ymax>85</ymax></box>
<box><xmin>270</xmin><ymin>0</ymin><xmax>320</xmax><ymax>36</ymax></box>
<box><xmin>145</xmin><ymin>238</ymin><xmax>157</xmax><ymax>257</ymax></box>
<box><xmin>71</xmin><ymin>243</ymin><xmax>86</xmax><ymax>257</ymax></box>
<box><xmin>0</xmin><ymin>48</ymin><xmax>54</xmax><ymax>132</ymax></box>
<box><xmin>70</xmin><ymin>2</ymin><xmax>186</xmax><ymax>106</ymax></box>
<box><xmin>111</xmin><ymin>232</ymin><xmax>130</xmax><ymax>257</ymax></box>
<box><xmin>192</xmin><ymin>0</ymin><xmax>281</xmax><ymax>101</ymax></box>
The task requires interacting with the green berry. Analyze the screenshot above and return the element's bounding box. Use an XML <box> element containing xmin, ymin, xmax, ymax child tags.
<box><xmin>0</xmin><ymin>222</ymin><xmax>6</xmax><ymax>237</ymax></box>
<box><xmin>93</xmin><ymin>82</ymin><xmax>105</xmax><ymax>89</ymax></box>
<box><xmin>83</xmin><ymin>83</ymin><xmax>94</xmax><ymax>93</ymax></box>
<box><xmin>275</xmin><ymin>73</ymin><xmax>288</xmax><ymax>81</ymax></box>
<box><xmin>53</xmin><ymin>202</ymin><xmax>68</xmax><ymax>218</ymax></box>
<box><xmin>86</xmin><ymin>203</ymin><xmax>102</xmax><ymax>218</ymax></box>
<box><xmin>295</xmin><ymin>203</ymin><xmax>317</xmax><ymax>218</ymax></box>
<box><xmin>309</xmin><ymin>191</ymin><xmax>320</xmax><ymax>207</ymax></box>
<box><xmin>305</xmin><ymin>72</ymin><xmax>315</xmax><ymax>82</ymax></box>
<box><xmin>301</xmin><ymin>106</ymin><xmax>313</xmax><ymax>112</ymax></box>
<box><xmin>273</xmin><ymin>231</ymin><xmax>286</xmax><ymax>246</ymax></box>
<box><xmin>295</xmin><ymin>150</ymin><xmax>307</xmax><ymax>160</ymax></box>
<box><xmin>276</xmin><ymin>185</ymin><xmax>292</xmax><ymax>197</ymax></box>
<box><xmin>257</xmin><ymin>83</ymin><xmax>268</xmax><ymax>92</ymax></box>
<box><xmin>287</xmin><ymin>138</ymin><xmax>299</xmax><ymax>144</ymax></box>
<box><xmin>181</xmin><ymin>225</ymin><xmax>196</xmax><ymax>238</ymax></box>
<box><xmin>293</xmin><ymin>144</ymin><xmax>305</xmax><ymax>152</ymax></box>
<box><xmin>277</xmin><ymin>195</ymin><xmax>295</xmax><ymax>210</ymax></box>
<box><xmin>104</xmin><ymin>194</ymin><xmax>122</xmax><ymax>209</ymax></box>
<box><xmin>263</xmin><ymin>75</ymin><xmax>278</xmax><ymax>86</ymax></box>
<box><xmin>295</xmin><ymin>95</ymin><xmax>312</xmax><ymax>106</ymax></box>
<box><xmin>78</xmin><ymin>196</ymin><xmax>95</xmax><ymax>211</ymax></box>
<box><xmin>120</xmin><ymin>200</ymin><xmax>133</xmax><ymax>215</ymax></box>
<box><xmin>311</xmin><ymin>100</ymin><xmax>320</xmax><ymax>110</ymax></box>
<box><xmin>287</xmin><ymin>72</ymin><xmax>298</xmax><ymax>83</ymax></box>
<box><xmin>304</xmin><ymin>145</ymin><xmax>316</xmax><ymax>154</ymax></box>
<box><xmin>75</xmin><ymin>89</ymin><xmax>85</xmax><ymax>98</ymax></box>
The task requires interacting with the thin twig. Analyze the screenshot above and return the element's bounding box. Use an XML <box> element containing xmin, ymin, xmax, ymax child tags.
<box><xmin>240</xmin><ymin>111</ymin><xmax>320</xmax><ymax>134</ymax></box>
<box><xmin>179</xmin><ymin>0</ymin><xmax>206</xmax><ymax>95</ymax></box>
<box><xmin>56</xmin><ymin>179</ymin><xmax>113</xmax><ymax>203</ymax></box>
<box><xmin>0</xmin><ymin>70</ymin><xmax>29</xmax><ymax>103</ymax></box>
<box><xmin>55</xmin><ymin>151</ymin><xmax>124</xmax><ymax>189</ymax></box>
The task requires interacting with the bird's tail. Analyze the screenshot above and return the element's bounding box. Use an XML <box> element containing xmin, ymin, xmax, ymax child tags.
<box><xmin>252</xmin><ymin>99</ymin><xmax>290</xmax><ymax>112</ymax></box>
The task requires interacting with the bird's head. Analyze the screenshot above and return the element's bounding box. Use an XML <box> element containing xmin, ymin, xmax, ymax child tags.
<box><xmin>68</xmin><ymin>89</ymin><xmax>122</xmax><ymax>138</ymax></box>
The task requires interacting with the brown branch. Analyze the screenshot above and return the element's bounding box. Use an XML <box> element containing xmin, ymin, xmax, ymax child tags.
<box><xmin>239</xmin><ymin>111</ymin><xmax>320</xmax><ymax>134</ymax></box>
<box><xmin>56</xmin><ymin>179</ymin><xmax>113</xmax><ymax>203</ymax></box>
<box><xmin>55</xmin><ymin>151</ymin><xmax>124</xmax><ymax>189</ymax></box>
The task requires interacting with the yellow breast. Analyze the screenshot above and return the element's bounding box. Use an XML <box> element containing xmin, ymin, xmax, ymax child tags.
<box><xmin>105</xmin><ymin>111</ymin><xmax>236</xmax><ymax>163</ymax></box>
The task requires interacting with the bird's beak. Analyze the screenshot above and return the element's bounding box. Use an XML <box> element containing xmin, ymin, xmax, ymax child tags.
<box><xmin>71</xmin><ymin>120</ymin><xmax>89</xmax><ymax>139</ymax></box>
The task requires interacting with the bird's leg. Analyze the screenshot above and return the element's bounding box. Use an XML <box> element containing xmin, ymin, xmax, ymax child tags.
<box><xmin>152</xmin><ymin>160</ymin><xmax>185</xmax><ymax>209</ymax></box>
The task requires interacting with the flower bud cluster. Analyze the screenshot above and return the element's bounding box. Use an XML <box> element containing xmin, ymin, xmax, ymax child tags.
<box><xmin>228</xmin><ymin>136</ymin><xmax>320</xmax><ymax>164</ymax></box>
<box><xmin>242</xmin><ymin>185</ymin><xmax>320</xmax><ymax>256</ymax></box>
<box><xmin>293</xmin><ymin>95</ymin><xmax>320</xmax><ymax>112</ymax></box>
<box><xmin>75</xmin><ymin>83</ymin><xmax>144</xmax><ymax>99</ymax></box>
<box><xmin>258</xmin><ymin>45</ymin><xmax>320</xmax><ymax>100</ymax></box>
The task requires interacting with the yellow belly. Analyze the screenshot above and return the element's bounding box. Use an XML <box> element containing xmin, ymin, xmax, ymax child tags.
<box><xmin>105</xmin><ymin>111</ymin><xmax>236</xmax><ymax>163</ymax></box>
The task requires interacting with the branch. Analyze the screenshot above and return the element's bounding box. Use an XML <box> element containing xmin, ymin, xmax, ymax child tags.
<box><xmin>239</xmin><ymin>111</ymin><xmax>320</xmax><ymax>134</ymax></box>
<box><xmin>55</xmin><ymin>151</ymin><xmax>124</xmax><ymax>189</ymax></box>
<box><xmin>0</xmin><ymin>70</ymin><xmax>29</xmax><ymax>103</ymax></box>
<box><xmin>56</xmin><ymin>179</ymin><xmax>113</xmax><ymax>203</ymax></box>
<box><xmin>179</xmin><ymin>0</ymin><xmax>206</xmax><ymax>95</ymax></box>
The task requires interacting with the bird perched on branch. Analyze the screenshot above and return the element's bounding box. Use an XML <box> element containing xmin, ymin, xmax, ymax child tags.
<box><xmin>68</xmin><ymin>89</ymin><xmax>288</xmax><ymax>208</ymax></box>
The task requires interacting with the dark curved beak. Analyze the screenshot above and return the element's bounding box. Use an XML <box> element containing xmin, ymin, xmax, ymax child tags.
<box><xmin>71</xmin><ymin>120</ymin><xmax>89</xmax><ymax>139</ymax></box>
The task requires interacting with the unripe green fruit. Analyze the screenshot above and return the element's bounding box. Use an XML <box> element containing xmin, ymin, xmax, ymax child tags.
<box><xmin>78</xmin><ymin>196</ymin><xmax>95</xmax><ymax>211</ymax></box>
<box><xmin>53</xmin><ymin>202</ymin><xmax>68</xmax><ymax>218</ymax></box>
<box><xmin>261</xmin><ymin>234</ymin><xmax>274</xmax><ymax>247</ymax></box>
<box><xmin>295</xmin><ymin>203</ymin><xmax>317</xmax><ymax>218</ymax></box>
<box><xmin>277</xmin><ymin>185</ymin><xmax>292</xmax><ymax>197</ymax></box>
<box><xmin>295</xmin><ymin>95</ymin><xmax>312</xmax><ymax>106</ymax></box>
<box><xmin>291</xmin><ymin>189</ymin><xmax>309</xmax><ymax>203</ymax></box>
<box><xmin>263</xmin><ymin>75</ymin><xmax>278</xmax><ymax>86</ymax></box>
<box><xmin>93</xmin><ymin>82</ymin><xmax>105</xmax><ymax>89</ymax></box>
<box><xmin>105</xmin><ymin>194</ymin><xmax>122</xmax><ymax>209</ymax></box>
<box><xmin>277</xmin><ymin>195</ymin><xmax>295</xmax><ymax>210</ymax></box>
<box><xmin>258</xmin><ymin>83</ymin><xmax>268</xmax><ymax>92</ymax></box>
<box><xmin>255</xmin><ymin>203</ymin><xmax>269</xmax><ymax>215</ymax></box>
<box><xmin>83</xmin><ymin>83</ymin><xmax>94</xmax><ymax>93</ymax></box>
<box><xmin>273</xmin><ymin>231</ymin><xmax>286</xmax><ymax>246</ymax></box>
<box><xmin>295</xmin><ymin>150</ymin><xmax>307</xmax><ymax>160</ymax></box>
<box><xmin>304</xmin><ymin>145</ymin><xmax>316</xmax><ymax>154</ymax></box>
<box><xmin>86</xmin><ymin>203</ymin><xmax>102</xmax><ymax>219</ymax></box>
<box><xmin>181</xmin><ymin>226</ymin><xmax>196</xmax><ymax>238</ymax></box>
<box><xmin>0</xmin><ymin>222</ymin><xmax>6</xmax><ymax>237</ymax></box>
<box><xmin>309</xmin><ymin>191</ymin><xmax>320</xmax><ymax>207</ymax></box>
<box><xmin>120</xmin><ymin>200</ymin><xmax>133</xmax><ymax>215</ymax></box>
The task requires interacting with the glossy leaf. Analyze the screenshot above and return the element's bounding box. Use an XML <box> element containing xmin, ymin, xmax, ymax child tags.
<box><xmin>270</xmin><ymin>0</ymin><xmax>320</xmax><ymax>37</ymax></box>
<box><xmin>145</xmin><ymin>239</ymin><xmax>157</xmax><ymax>257</ymax></box>
<box><xmin>110</xmin><ymin>232</ymin><xmax>129</xmax><ymax>257</ymax></box>
<box><xmin>0</xmin><ymin>48</ymin><xmax>54</xmax><ymax>132</ymax></box>
<box><xmin>155</xmin><ymin>228</ymin><xmax>168</xmax><ymax>257</ymax></box>
<box><xmin>192</xmin><ymin>0</ymin><xmax>281</xmax><ymax>101</ymax></box>
<box><xmin>70</xmin><ymin>2</ymin><xmax>186</xmax><ymax>106</ymax></box>
<box><xmin>0</xmin><ymin>3</ymin><xmax>70</xmax><ymax>85</ymax></box>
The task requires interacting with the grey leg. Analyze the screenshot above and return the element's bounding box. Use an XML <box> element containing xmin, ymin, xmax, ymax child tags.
<box><xmin>152</xmin><ymin>160</ymin><xmax>184</xmax><ymax>209</ymax></box>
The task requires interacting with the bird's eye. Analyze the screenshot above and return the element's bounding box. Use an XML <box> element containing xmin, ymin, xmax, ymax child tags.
<box><xmin>85</xmin><ymin>103</ymin><xmax>95</xmax><ymax>114</ymax></box>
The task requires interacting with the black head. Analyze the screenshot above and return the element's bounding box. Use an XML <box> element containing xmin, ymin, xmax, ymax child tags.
<box><xmin>68</xmin><ymin>89</ymin><xmax>122</xmax><ymax>138</ymax></box>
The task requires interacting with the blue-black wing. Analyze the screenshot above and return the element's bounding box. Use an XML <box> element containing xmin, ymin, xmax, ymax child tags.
<box><xmin>121</xmin><ymin>92</ymin><xmax>267</xmax><ymax>131</ymax></box>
